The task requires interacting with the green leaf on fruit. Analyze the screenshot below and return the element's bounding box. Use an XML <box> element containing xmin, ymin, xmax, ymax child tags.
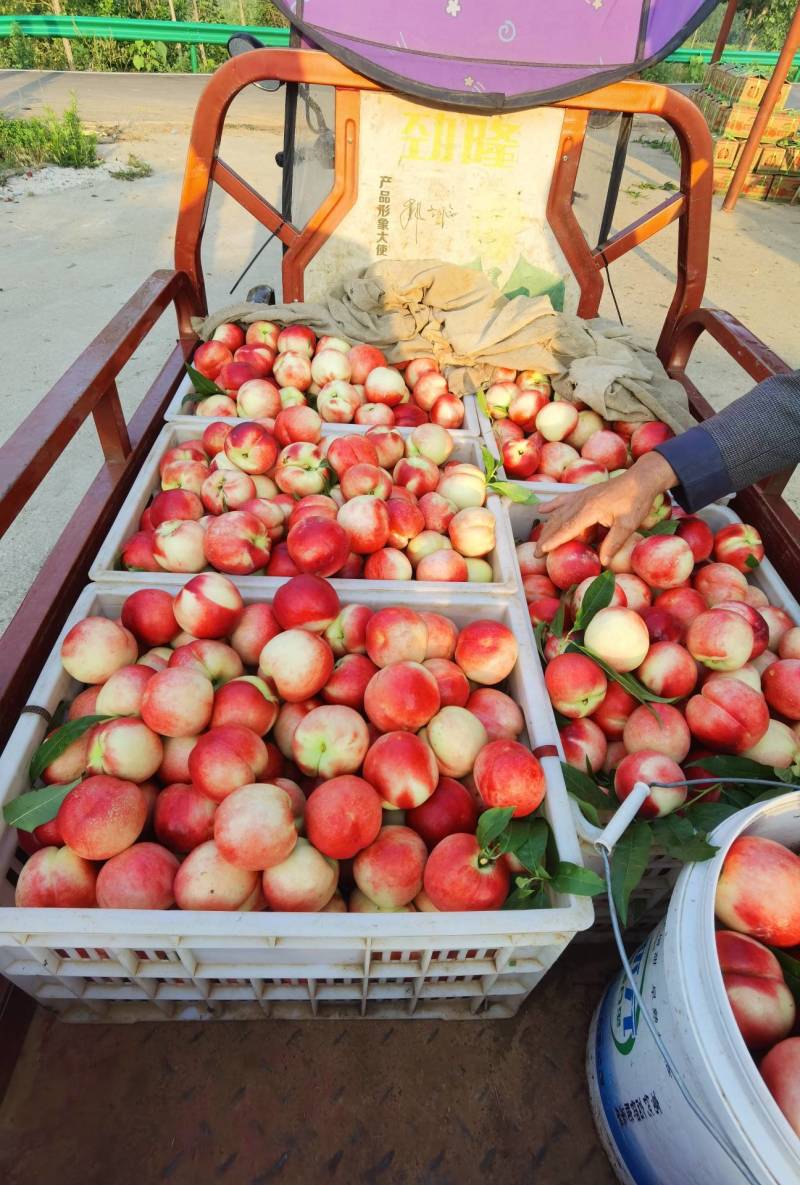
<box><xmin>560</xmin><ymin>762</ymin><xmax>613</xmax><ymax>811</ymax></box>
<box><xmin>770</xmin><ymin>948</ymin><xmax>800</xmax><ymax>1007</ymax></box>
<box><xmin>754</xmin><ymin>785</ymin><xmax>797</xmax><ymax>803</ymax></box>
<box><xmin>683</xmin><ymin>801</ymin><xmax>739</xmax><ymax>831</ymax></box>
<box><xmin>550</xmin><ymin>600</ymin><xmax>566</xmax><ymax>640</ymax></box>
<box><xmin>575</xmin><ymin>799</ymin><xmax>602</xmax><ymax>827</ymax></box>
<box><xmin>745</xmin><ymin>554</ymin><xmax>760</xmax><ymax>570</ymax></box>
<box><xmin>639</xmin><ymin>519</ymin><xmax>679</xmax><ymax>537</ymax></box>
<box><xmin>476</xmin><ymin>806</ymin><xmax>515</xmax><ymax>850</ymax></box>
<box><xmin>507</xmin><ymin>818</ymin><xmax>550</xmax><ymax>873</ymax></box>
<box><xmin>476</xmin><ymin>386</ymin><xmax>491</xmax><ymax>419</ymax></box>
<box><xmin>503</xmin><ymin>879</ymin><xmax>550</xmax><ymax>911</ymax></box>
<box><xmin>28</xmin><ymin>715</ymin><xmax>109</xmax><ymax>783</ymax></box>
<box><xmin>610</xmin><ymin>822</ymin><xmax>652</xmax><ymax>928</ymax></box>
<box><xmin>573</xmin><ymin>570</ymin><xmax>616</xmax><ymax>631</ymax></box>
<box><xmin>549</xmin><ymin>862</ymin><xmax>605</xmax><ymax>897</ymax></box>
<box><xmin>185</xmin><ymin>363</ymin><xmax>225</xmax><ymax>399</ymax></box>
<box><xmin>649</xmin><ymin>815</ymin><xmax>717</xmax><ymax>863</ymax></box>
<box><xmin>480</xmin><ymin>444</ymin><xmax>499</xmax><ymax>483</ymax></box>
<box><xmin>489</xmin><ymin>481</ymin><xmax>540</xmax><ymax>504</ymax></box>
<box><xmin>3</xmin><ymin>779</ymin><xmax>81</xmax><ymax>832</ymax></box>
<box><xmin>533</xmin><ymin>621</ymin><xmax>547</xmax><ymax>661</ymax></box>
<box><xmin>571</xmin><ymin>642</ymin><xmax>678</xmax><ymax>705</ymax></box>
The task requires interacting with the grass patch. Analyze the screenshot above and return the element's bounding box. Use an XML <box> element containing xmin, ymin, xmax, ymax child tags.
<box><xmin>623</xmin><ymin>179</ymin><xmax>679</xmax><ymax>202</ymax></box>
<box><xmin>109</xmin><ymin>153</ymin><xmax>153</xmax><ymax>182</ymax></box>
<box><xmin>0</xmin><ymin>99</ymin><xmax>98</xmax><ymax>177</ymax></box>
<box><xmin>633</xmin><ymin>135</ymin><xmax>674</xmax><ymax>154</ymax></box>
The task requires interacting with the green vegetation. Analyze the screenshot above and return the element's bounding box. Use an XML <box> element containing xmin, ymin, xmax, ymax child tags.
<box><xmin>0</xmin><ymin>1</ymin><xmax>287</xmax><ymax>73</ymax></box>
<box><xmin>0</xmin><ymin>99</ymin><xmax>97</xmax><ymax>178</ymax></box>
<box><xmin>622</xmin><ymin>179</ymin><xmax>678</xmax><ymax>202</ymax></box>
<box><xmin>109</xmin><ymin>151</ymin><xmax>152</xmax><ymax>179</ymax></box>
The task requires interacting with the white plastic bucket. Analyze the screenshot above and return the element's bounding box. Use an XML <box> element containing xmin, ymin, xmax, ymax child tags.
<box><xmin>587</xmin><ymin>793</ymin><xmax>800</xmax><ymax>1185</ymax></box>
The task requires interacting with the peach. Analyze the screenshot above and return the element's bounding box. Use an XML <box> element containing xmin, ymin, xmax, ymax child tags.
<box><xmin>86</xmin><ymin>717</ymin><xmax>163</xmax><ymax>782</ymax></box>
<box><xmin>272</xmin><ymin>699</ymin><xmax>321</xmax><ymax>759</ymax></box>
<box><xmin>236</xmin><ymin>378</ymin><xmax>281</xmax><ymax>419</ymax></box>
<box><xmin>423</xmin><ymin>658</ymin><xmax>470</xmax><ymax>707</ymax></box>
<box><xmin>195</xmin><ymin>394</ymin><xmax>237</xmax><ymax>417</ymax></box>
<box><xmin>211</xmin><ymin>676</ymin><xmax>278</xmax><ymax>735</ymax></box>
<box><xmin>228</xmin><ymin>603</ymin><xmax>280</xmax><ymax>665</ymax></box>
<box><xmin>685</xmin><ymin>676</ymin><xmax>769</xmax><ymax>752</ymax></box>
<box><xmin>188</xmin><ymin>725</ymin><xmax>268</xmax><ymax>803</ymax></box>
<box><xmin>405</xmin><ymin>531</ymin><xmax>451</xmax><ymax>568</ymax></box>
<box><xmin>94</xmin><ymin>664</ymin><xmax>154</xmax><ymax>717</ymax></box>
<box><xmin>272</xmin><ymin>574</ymin><xmax>340</xmax><ymax>636</ymax></box>
<box><xmin>623</xmin><ymin>703</ymin><xmax>691</xmax><ymax>763</ymax></box>
<box><xmin>613</xmin><ymin>574</ymin><xmax>652</xmax><ymax>615</ymax></box>
<box><xmin>137</xmin><ymin>647</ymin><xmax>172</xmax><ymax>673</ymax></box>
<box><xmin>581</xmin><ymin>430</ymin><xmax>627</xmax><ymax>471</ymax></box>
<box><xmin>502</xmin><ymin>435</ymin><xmax>543</xmax><ymax>480</ymax></box>
<box><xmin>546</xmin><ymin>541</ymin><xmax>601</xmax><ymax>591</ymax></box>
<box><xmin>431</xmin><ymin>393</ymin><xmax>464</xmax><ymax>429</ymax></box>
<box><xmin>406</xmin><ymin>777</ymin><xmax>479</xmax><ymax>850</ymax></box>
<box><xmin>60</xmin><ymin>617</ymin><xmax>139</xmax><ymax>685</ymax></box>
<box><xmin>529</xmin><ymin>598</ymin><xmax>561</xmax><ymax>628</ymax></box>
<box><xmin>762</xmin><ymin>659</ymin><xmax>800</xmax><ymax>720</ymax></box>
<box><xmin>305</xmin><ymin>775</ymin><xmax>383</xmax><ymax>858</ymax></box>
<box><xmin>365</xmin><ymin>607</ymin><xmax>427</xmax><ymax>667</ymax></box>
<box><xmin>275</xmin><ymin>441</ymin><xmax>331</xmax><ymax>497</ymax></box>
<box><xmin>466</xmin><ymin>558</ymin><xmax>494</xmax><ymax>583</ymax></box>
<box><xmin>761</xmin><ymin>1039</ymin><xmax>800</xmax><ymax>1136</ymax></box>
<box><xmin>631</xmin><ymin>535</ymin><xmax>694</xmax><ymax>590</ymax></box>
<box><xmin>291</xmin><ymin>704</ymin><xmax>369</xmax><ymax>778</ymax></box>
<box><xmin>154</xmin><ymin>782</ymin><xmax>215</xmax><ymax>852</ymax></box>
<box><xmin>539</xmin><ymin>441</ymin><xmax>580</xmax><ymax>479</ymax></box>
<box><xmin>411</xmin><ymin>371</ymin><xmax>448</xmax><ymax>411</ymax></box>
<box><xmin>140</xmin><ymin>667</ymin><xmax>214</xmax><ymax>737</ymax></box>
<box><xmin>605</xmin><ymin>532</ymin><xmax>642</xmax><ymax>575</ymax></box>
<box><xmin>363</xmin><ymin>728</ymin><xmax>440</xmax><ymax>807</ymax></box>
<box><xmin>716</xmin><ymin>836</ymin><xmax>800</xmax><ymax>947</ymax></box>
<box><xmin>630</xmin><ymin>421</ymin><xmax>674</xmax><ymax>458</ymax></box>
<box><xmin>417</xmin><ymin>611</ymin><xmax>457</xmax><ymax>660</ymax></box>
<box><xmin>436</xmin><ymin>467</ymin><xmax>486</xmax><ymax>510</ymax></box>
<box><xmin>349</xmin><ymin>346</ymin><xmax>387</xmax><ymax>384</ymax></box>
<box><xmin>655</xmin><ymin>587</ymin><xmax>708</xmax><ymax>631</ymax></box>
<box><xmin>274</xmin><ymin>778</ymin><xmax>306</xmax><ymax>832</ymax></box>
<box><xmin>152</xmin><ymin>519</ymin><xmax>207</xmax><ymax>573</ymax></box>
<box><xmin>675</xmin><ymin>516</ymin><xmax>714</xmax><ymax>563</ymax></box>
<box><xmin>287</xmin><ymin>517</ymin><xmax>350</xmax><ymax>577</ymax></box>
<box><xmin>473</xmin><ymin>739</ymin><xmax>545</xmax><ymax>817</ymax></box>
<box><xmin>365</xmin><ymin>366</ymin><xmax>407</xmax><ymax>407</ymax></box>
<box><xmin>120</xmin><ymin>589</ymin><xmax>177</xmax><ymax>647</ymax></box>
<box><xmin>348</xmin><ymin>888</ymin><xmax>415</xmax><ymax>913</ymax></box>
<box><xmin>590</xmin><ymin>681</ymin><xmax>637</xmax><ymax>739</ymax></box>
<box><xmin>572</xmin><ymin>575</ymin><xmax>626</xmax><ymax>615</ymax></box>
<box><xmin>353</xmin><ymin>826</ymin><xmax>426</xmax><ymax>908</ymax></box>
<box><xmin>273</xmin><ymin>404</ymin><xmax>320</xmax><ymax>445</ymax></box>
<box><xmin>157</xmin><ymin>736</ymin><xmax>198</xmax><ymax>784</ymax></box>
<box><xmin>213</xmin><ymin>782</ymin><xmax>297</xmax><ymax>871</ymax></box>
<box><xmin>121</xmin><ymin>529</ymin><xmax>160</xmax><ymax>572</ymax></box>
<box><xmin>614</xmin><ymin>751</ymin><xmax>686</xmax><ymax>818</ymax></box>
<box><xmin>778</xmin><ymin>627</ymin><xmax>800</xmax><ymax>660</ymax></box>
<box><xmin>454</xmin><ymin>620</ymin><xmax>518</xmax><ymax>685</ymax></box>
<box><xmin>423</xmin><ymin>833</ymin><xmax>510</xmax><ymax>911</ymax></box>
<box><xmin>536</xmin><ymin>401</ymin><xmax>579</xmax><ymax>442</ymax></box>
<box><xmin>95</xmin><ymin>842</ymin><xmax>179</xmax><ymax>910</ymax></box>
<box><xmin>742</xmin><ymin>719</ymin><xmax>799</xmax><ymax>768</ymax></box>
<box><xmin>193</xmin><ymin>339</ymin><xmax>232</xmax><ymax>379</ymax></box>
<box><xmin>416</xmin><ymin>550</ymin><xmax>469</xmax><ymax>582</ymax></box>
<box><xmin>584</xmin><ymin>607</ymin><xmax>650</xmax><ymax>673</ymax></box>
<box><xmin>385</xmin><ymin>496</ymin><xmax>425</xmax><ymax>547</ymax></box>
<box><xmin>322</xmin><ymin>653</ymin><xmax>378</xmax><ymax>709</ymax></box>
<box><xmin>712</xmin><ymin>664</ymin><xmax>762</xmax><ymax>693</ymax></box>
<box><xmin>324</xmin><ymin>603</ymin><xmax>372</xmax><ymax>656</ymax></box>
<box><xmin>259</xmin><ymin>630</ymin><xmax>334</xmax><ymax>702</ymax></box>
<box><xmin>636</xmin><ymin>641</ymin><xmax>698</xmax><ymax>698</ymax></box>
<box><xmin>712</xmin><ymin>600</ymin><xmax>769</xmax><ymax>659</ymax></box>
<box><xmin>560</xmin><ymin>718</ymin><xmax>608</xmax><ymax>773</ymax></box>
<box><xmin>720</xmin><ymin>968</ymin><xmax>796</xmax><ymax>1052</ymax></box>
<box><xmin>562</xmin><ymin>460</ymin><xmax>607</xmax><ymax>486</ymax></box>
<box><xmin>173</xmin><ymin>573</ymin><xmax>244</xmax><ymax>639</ymax></box>
<box><xmin>337</xmin><ymin>496</ymin><xmax>390</xmax><ymax>554</ymax></box>
<box><xmin>202</xmin><ymin>512</ymin><xmax>271</xmax><ymax>575</ymax></box>
<box><xmin>405</xmin><ymin>356</ymin><xmax>438</xmax><ymax>388</ymax></box>
<box><xmin>713</xmin><ymin>523</ymin><xmax>764</xmax><ymax>573</ymax></box>
<box><xmin>169</xmin><ymin>639</ymin><xmax>243</xmax><ymax>686</ymax></box>
<box><xmin>760</xmin><ymin>606</ymin><xmax>795</xmax><ymax>652</ymax></box>
<box><xmin>545</xmin><ymin>653</ymin><xmax>607</xmax><ymax>718</ymax></box>
<box><xmin>745</xmin><ymin>585</ymin><xmax>770</xmax><ymax>609</ymax></box>
<box><xmin>58</xmin><ymin>775</ymin><xmax>147</xmax><ymax>860</ymax></box>
<box><xmin>752</xmin><ymin>649</ymin><xmax>779</xmax><ymax>676</ymax></box>
<box><xmin>262</xmin><ymin>837</ymin><xmax>338</xmax><ymax>911</ymax></box>
<box><xmin>425</xmin><ymin>706</ymin><xmax>488</xmax><ymax>779</ymax></box>
<box><xmin>364</xmin><ymin>662</ymin><xmax>440</xmax><ymax>733</ymax></box>
<box><xmin>15</xmin><ymin>846</ymin><xmax>97</xmax><ymax>908</ymax></box>
<box><xmin>448</xmin><ymin>507</ymin><xmax>495</xmax><ymax>558</ymax></box>
<box><xmin>686</xmin><ymin>608</ymin><xmax>754</xmax><ymax>671</ymax></box>
<box><xmin>693</xmin><ymin>562</ymin><xmax>748</xmax><ymax>606</ymax></box>
<box><xmin>516</xmin><ymin>541</ymin><xmax>548</xmax><ymax>577</ymax></box>
<box><xmin>484</xmin><ymin>381</ymin><xmax>518</xmax><ymax>419</ymax></box>
<box><xmin>509</xmin><ymin>389</ymin><xmax>550</xmax><ymax>433</ymax></box>
<box><xmin>466</xmin><ymin>688</ymin><xmax>524</xmax><ymax>740</ymax></box>
<box><xmin>246</xmin><ymin>320</ymin><xmax>280</xmax><ymax>349</ymax></box>
<box><xmin>174</xmin><ymin>840</ymin><xmax>258</xmax><ymax>910</ymax></box>
<box><xmin>363</xmin><ymin>548</ymin><xmax>414</xmax><ymax>581</ymax></box>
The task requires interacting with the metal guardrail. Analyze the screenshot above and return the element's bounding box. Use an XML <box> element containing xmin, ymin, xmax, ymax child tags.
<box><xmin>0</xmin><ymin>17</ymin><xmax>798</xmax><ymax>78</ymax></box>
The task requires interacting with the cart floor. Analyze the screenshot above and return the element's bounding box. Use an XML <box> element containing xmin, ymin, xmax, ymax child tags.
<box><xmin>0</xmin><ymin>945</ymin><xmax>618</xmax><ymax>1185</ymax></box>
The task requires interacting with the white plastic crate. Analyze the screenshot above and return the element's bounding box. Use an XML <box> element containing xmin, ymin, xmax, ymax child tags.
<box><xmin>504</xmin><ymin>497</ymin><xmax>800</xmax><ymax>941</ymax></box>
<box><xmin>164</xmin><ymin>372</ymin><xmax>481</xmax><ymax>439</ymax></box>
<box><xmin>89</xmin><ymin>425</ymin><xmax>518</xmax><ymax>594</ymax></box>
<box><xmin>0</xmin><ymin>582</ymin><xmax>594</xmax><ymax>1022</ymax></box>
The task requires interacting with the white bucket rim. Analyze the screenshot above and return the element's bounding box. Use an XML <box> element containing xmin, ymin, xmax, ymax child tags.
<box><xmin>669</xmin><ymin>791</ymin><xmax>800</xmax><ymax>1169</ymax></box>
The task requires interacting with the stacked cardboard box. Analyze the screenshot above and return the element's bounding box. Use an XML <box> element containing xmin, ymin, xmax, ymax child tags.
<box><xmin>675</xmin><ymin>64</ymin><xmax>800</xmax><ymax>203</ymax></box>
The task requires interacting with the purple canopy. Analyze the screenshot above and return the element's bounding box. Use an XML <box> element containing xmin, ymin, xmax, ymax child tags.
<box><xmin>274</xmin><ymin>0</ymin><xmax>721</xmax><ymax>110</ymax></box>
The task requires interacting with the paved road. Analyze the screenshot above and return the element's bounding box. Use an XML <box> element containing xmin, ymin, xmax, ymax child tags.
<box><xmin>0</xmin><ymin>67</ymin><xmax>282</xmax><ymax>127</ymax></box>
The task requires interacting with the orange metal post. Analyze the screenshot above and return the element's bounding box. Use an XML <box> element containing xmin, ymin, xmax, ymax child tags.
<box><xmin>711</xmin><ymin>0</ymin><xmax>738</xmax><ymax>64</ymax></box>
<box><xmin>722</xmin><ymin>0</ymin><xmax>800</xmax><ymax>211</ymax></box>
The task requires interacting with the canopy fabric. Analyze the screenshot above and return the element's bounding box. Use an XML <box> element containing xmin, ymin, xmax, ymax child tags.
<box><xmin>275</xmin><ymin>0</ymin><xmax>722</xmax><ymax>111</ymax></box>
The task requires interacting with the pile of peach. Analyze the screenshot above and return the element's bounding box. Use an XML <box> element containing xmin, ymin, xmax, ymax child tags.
<box><xmin>523</xmin><ymin>512</ymin><xmax>800</xmax><ymax>812</ymax></box>
<box><xmin>14</xmin><ymin>573</ymin><xmax>547</xmax><ymax>914</ymax></box>
<box><xmin>190</xmin><ymin>321</ymin><xmax>466</xmax><ymax>430</ymax></box>
<box><xmin>481</xmin><ymin>367</ymin><xmax>674</xmax><ymax>483</ymax></box>
<box><xmin>714</xmin><ymin>834</ymin><xmax>800</xmax><ymax>1137</ymax></box>
<box><xmin>123</xmin><ymin>421</ymin><xmax>498</xmax><ymax>583</ymax></box>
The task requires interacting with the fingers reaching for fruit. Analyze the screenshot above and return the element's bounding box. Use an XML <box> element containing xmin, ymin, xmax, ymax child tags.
<box><xmin>535</xmin><ymin>453</ymin><xmax>679</xmax><ymax>565</ymax></box>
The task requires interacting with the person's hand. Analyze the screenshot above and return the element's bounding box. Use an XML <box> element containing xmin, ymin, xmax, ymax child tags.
<box><xmin>534</xmin><ymin>452</ymin><xmax>678</xmax><ymax>566</ymax></box>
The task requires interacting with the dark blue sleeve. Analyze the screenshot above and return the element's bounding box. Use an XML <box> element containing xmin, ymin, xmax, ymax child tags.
<box><xmin>654</xmin><ymin>426</ymin><xmax>732</xmax><ymax>512</ymax></box>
